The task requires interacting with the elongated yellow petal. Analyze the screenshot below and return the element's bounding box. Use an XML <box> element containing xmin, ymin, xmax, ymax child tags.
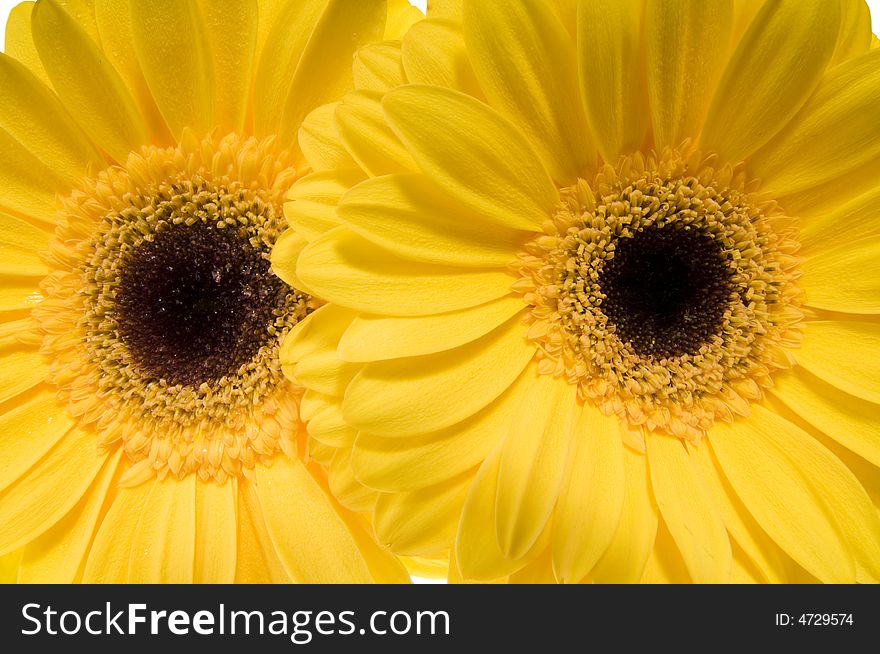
<box><xmin>0</xmin><ymin>425</ymin><xmax>107</xmax><ymax>555</ymax></box>
<box><xmin>0</xmin><ymin>128</ymin><xmax>66</xmax><ymax>222</ymax></box>
<box><xmin>338</xmin><ymin>174</ymin><xmax>527</xmax><ymax>268</ymax></box>
<box><xmin>297</xmin><ymin>227</ymin><xmax>516</xmax><ymax>317</ymax></box>
<box><xmin>253</xmin><ymin>0</ymin><xmax>327</xmax><ymax>137</ymax></box>
<box><xmin>254</xmin><ymin>456</ymin><xmax>378</xmax><ymax>583</ymax></box>
<box><xmin>384</xmin><ymin>0</ymin><xmax>422</xmax><ymax>39</ymax></box>
<box><xmin>796</xmin><ymin>321</ymin><xmax>880</xmax><ymax>404</ymax></box>
<box><xmin>195</xmin><ymin>0</ymin><xmax>257</xmax><ymax>133</ymax></box>
<box><xmin>645</xmin><ymin>0</ymin><xmax>733</xmax><ymax>149</ymax></box>
<box><xmin>0</xmin><ymin>54</ymin><xmax>102</xmax><ymax>185</ymax></box>
<box><xmin>0</xmin><ymin>348</ymin><xmax>49</xmax><ymax>405</ymax></box>
<box><xmin>701</xmin><ymin>0</ymin><xmax>840</xmax><ymax>162</ymax></box>
<box><xmin>234</xmin><ymin>480</ymin><xmax>291</xmax><ymax>583</ymax></box>
<box><xmin>647</xmin><ymin>435</ymin><xmax>732</xmax><ymax>583</ymax></box>
<box><xmin>94</xmin><ymin>0</ymin><xmax>172</xmax><ymax>143</ymax></box>
<box><xmin>772</xmin><ymin>368</ymin><xmax>880</xmax><ymax>469</ymax></box>
<box><xmin>799</xmin><ymin>185</ymin><xmax>880</xmax><ymax>253</ymax></box>
<box><xmin>383</xmin><ymin>85</ymin><xmax>556</xmax><ymax>232</ymax></box>
<box><xmin>0</xmin><ymin>278</ymin><xmax>47</xmax><ymax>312</ymax></box>
<box><xmin>270</xmin><ymin>228</ymin><xmax>308</xmax><ymax>288</ymax></box>
<box><xmin>591</xmin><ymin>447</ymin><xmax>658</xmax><ymax>583</ymax></box>
<box><xmin>374</xmin><ymin>473</ymin><xmax>469</xmax><ymax>556</ymax></box>
<box><xmin>454</xmin><ymin>446</ymin><xmax>533</xmax><ymax>581</ymax></box>
<box><xmin>465</xmin><ymin>0</ymin><xmax>594</xmax><ymax>183</ymax></box>
<box><xmin>0</xmin><ymin>211</ymin><xmax>51</xmax><ymax>276</ymax></box>
<box><xmin>82</xmin><ymin>477</ymin><xmax>153</xmax><ymax>583</ymax></box>
<box><xmin>801</xmin><ymin>242</ymin><xmax>880</xmax><ymax>314</ymax></box>
<box><xmin>194</xmin><ymin>479</ymin><xmax>237</xmax><ymax>583</ymax></box>
<box><xmin>32</xmin><ymin>0</ymin><xmax>148</xmax><ymax>162</ymax></box>
<box><xmin>339</xmin><ymin>297</ymin><xmax>525</xmax><ymax>362</ymax></box>
<box><xmin>334</xmin><ymin>90</ymin><xmax>418</xmax><ymax>176</ymax></box>
<box><xmin>19</xmin><ymin>449</ymin><xmax>121</xmax><ymax>583</ymax></box>
<box><xmin>710</xmin><ymin>407</ymin><xmax>858</xmax><ymax>582</ymax></box>
<box><xmin>401</xmin><ymin>19</ymin><xmax>482</xmax><ymax>98</ymax></box>
<box><xmin>552</xmin><ymin>404</ymin><xmax>625</xmax><ymax>584</ymax></box>
<box><xmin>427</xmin><ymin>0</ymin><xmax>460</xmax><ymax>20</ymax></box>
<box><xmin>353</xmin><ymin>41</ymin><xmax>405</xmax><ymax>93</ymax></box>
<box><xmin>128</xmin><ymin>475</ymin><xmax>196</xmax><ymax>583</ymax></box>
<box><xmin>639</xmin><ymin>520</ymin><xmax>692</xmax><ymax>583</ymax></box>
<box><xmin>297</xmin><ymin>102</ymin><xmax>361</xmax><ymax>173</ymax></box>
<box><xmin>278</xmin><ymin>0</ymin><xmax>387</xmax><ymax>149</ymax></box>
<box><xmin>280</xmin><ymin>303</ymin><xmax>355</xmax><ymax>365</ymax></box>
<box><xmin>307</xmin><ymin>399</ymin><xmax>357</xmax><ymax>449</ymax></box>
<box><xmin>284</xmin><ymin>168</ymin><xmax>365</xmax><ymax>241</ymax></box>
<box><xmin>0</xmin><ymin>386</ymin><xmax>74</xmax><ymax>494</ymax></box>
<box><xmin>690</xmin><ymin>443</ymin><xmax>786</xmax><ymax>583</ymax></box>
<box><xmin>5</xmin><ymin>3</ymin><xmax>49</xmax><ymax>85</ymax></box>
<box><xmin>577</xmin><ymin>0</ymin><xmax>648</xmax><ymax>162</ymax></box>
<box><xmin>343</xmin><ymin>315</ymin><xmax>534</xmax><ymax>436</ymax></box>
<box><xmin>496</xmin><ymin>373</ymin><xmax>577</xmax><ymax>559</ymax></box>
<box><xmin>129</xmin><ymin>0</ymin><xmax>213</xmax><ymax>138</ymax></box>
<box><xmin>327</xmin><ymin>448</ymin><xmax>375</xmax><ymax>513</ymax></box>
<box><xmin>831</xmin><ymin>0</ymin><xmax>873</xmax><ymax>66</ymax></box>
<box><xmin>750</xmin><ymin>49</ymin><xmax>880</xmax><ymax>196</ymax></box>
<box><xmin>292</xmin><ymin>349</ymin><xmax>359</xmax><ymax>397</ymax></box>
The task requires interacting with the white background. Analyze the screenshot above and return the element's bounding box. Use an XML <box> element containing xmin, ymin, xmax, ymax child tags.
<box><xmin>2</xmin><ymin>0</ymin><xmax>879</xmax><ymax>47</ymax></box>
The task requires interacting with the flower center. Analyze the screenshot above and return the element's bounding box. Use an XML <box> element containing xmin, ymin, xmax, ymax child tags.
<box><xmin>116</xmin><ymin>220</ymin><xmax>290</xmax><ymax>387</ymax></box>
<box><xmin>33</xmin><ymin>133</ymin><xmax>313</xmax><ymax>484</ymax></box>
<box><xmin>597</xmin><ymin>223</ymin><xmax>734</xmax><ymax>359</ymax></box>
<box><xmin>513</xmin><ymin>150</ymin><xmax>804</xmax><ymax>441</ymax></box>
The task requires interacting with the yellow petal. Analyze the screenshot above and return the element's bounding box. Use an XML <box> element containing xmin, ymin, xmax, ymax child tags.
<box><xmin>284</xmin><ymin>168</ymin><xmax>365</xmax><ymax>241</ymax></box>
<box><xmin>94</xmin><ymin>0</ymin><xmax>172</xmax><ymax>143</ymax></box>
<box><xmin>128</xmin><ymin>475</ymin><xmax>196</xmax><ymax>583</ymax></box>
<box><xmin>495</xmin><ymin>373</ymin><xmax>577</xmax><ymax>559</ymax></box>
<box><xmin>0</xmin><ymin>54</ymin><xmax>103</xmax><ymax>185</ymax></box>
<box><xmin>0</xmin><ymin>127</ymin><xmax>67</xmax><ymax>222</ymax></box>
<box><xmin>338</xmin><ymin>173</ymin><xmax>528</xmax><ymax>267</ymax></box>
<box><xmin>234</xmin><ymin>480</ymin><xmax>291</xmax><ymax>583</ymax></box>
<box><xmin>352</xmin><ymin>369</ymin><xmax>523</xmax><ymax>491</ymax></box>
<box><xmin>647</xmin><ymin>435</ymin><xmax>732</xmax><ymax>583</ymax></box>
<box><xmin>384</xmin><ymin>0</ymin><xmax>423</xmax><ymax>39</ymax></box>
<box><xmin>454</xmin><ymin>446</ymin><xmax>533</xmax><ymax>580</ymax></box>
<box><xmin>4</xmin><ymin>2</ymin><xmax>50</xmax><ymax>85</ymax></box>
<box><xmin>129</xmin><ymin>0</ymin><xmax>213</xmax><ymax>139</ymax></box>
<box><xmin>701</xmin><ymin>0</ymin><xmax>840</xmax><ymax>163</ymax></box>
<box><xmin>339</xmin><ymin>297</ymin><xmax>525</xmax><ymax>362</ymax></box>
<box><xmin>591</xmin><ymin>448</ymin><xmax>658</xmax><ymax>583</ymax></box>
<box><xmin>0</xmin><ymin>425</ymin><xmax>107</xmax><ymax>555</ymax></box>
<box><xmin>552</xmin><ymin>404</ymin><xmax>625</xmax><ymax>584</ymax></box>
<box><xmin>277</xmin><ymin>0</ymin><xmax>388</xmax><ymax>150</ymax></box>
<box><xmin>353</xmin><ymin>41</ymin><xmax>405</xmax><ymax>92</ymax></box>
<box><xmin>799</xmin><ymin>184</ymin><xmax>880</xmax><ymax>253</ymax></box>
<box><xmin>796</xmin><ymin>321</ymin><xmax>880</xmax><ymax>404</ymax></box>
<box><xmin>577</xmin><ymin>0</ymin><xmax>649</xmax><ymax>162</ymax></box>
<box><xmin>193</xmin><ymin>479</ymin><xmax>237</xmax><ymax>583</ymax></box>
<box><xmin>32</xmin><ymin>0</ymin><xmax>148</xmax><ymax>162</ymax></box>
<box><xmin>0</xmin><ymin>348</ymin><xmax>50</xmax><ymax>406</ymax></box>
<box><xmin>0</xmin><ymin>386</ymin><xmax>75</xmax><ymax>494</ymax></box>
<box><xmin>253</xmin><ymin>0</ymin><xmax>327</xmax><ymax>137</ymax></box>
<box><xmin>306</xmin><ymin>399</ymin><xmax>357</xmax><ymax>448</ymax></box>
<box><xmin>195</xmin><ymin>0</ymin><xmax>257</xmax><ymax>133</ymax></box>
<box><xmin>427</xmin><ymin>0</ymin><xmax>460</xmax><ymax>20</ymax></box>
<box><xmin>645</xmin><ymin>0</ymin><xmax>733</xmax><ymax>149</ymax></box>
<box><xmin>297</xmin><ymin>102</ymin><xmax>361</xmax><ymax>173</ymax></box>
<box><xmin>327</xmin><ymin>448</ymin><xmax>376</xmax><ymax>513</ymax></box>
<box><xmin>750</xmin><ymin>49</ymin><xmax>880</xmax><ymax>196</ymax></box>
<box><xmin>82</xmin><ymin>476</ymin><xmax>153</xmax><ymax>583</ymax></box>
<box><xmin>0</xmin><ymin>210</ymin><xmax>51</xmax><ymax>276</ymax></box>
<box><xmin>801</xmin><ymin>241</ymin><xmax>880</xmax><ymax>314</ymax></box>
<box><xmin>710</xmin><ymin>407</ymin><xmax>858</xmax><ymax>582</ymax></box>
<box><xmin>269</xmin><ymin>228</ymin><xmax>308</xmax><ymax>288</ymax></box>
<box><xmin>374</xmin><ymin>473</ymin><xmax>469</xmax><ymax>556</ymax></box>
<box><xmin>690</xmin><ymin>443</ymin><xmax>787</xmax><ymax>583</ymax></box>
<box><xmin>297</xmin><ymin>226</ymin><xmax>517</xmax><ymax>316</ymax></box>
<box><xmin>343</xmin><ymin>314</ymin><xmax>534</xmax><ymax>436</ymax></box>
<box><xmin>465</xmin><ymin>0</ymin><xmax>594</xmax><ymax>183</ymax></box>
<box><xmin>383</xmin><ymin>85</ymin><xmax>556</xmax><ymax>231</ymax></box>
<box><xmin>254</xmin><ymin>455</ymin><xmax>379</xmax><ymax>583</ymax></box>
<box><xmin>401</xmin><ymin>19</ymin><xmax>483</xmax><ymax>98</ymax></box>
<box><xmin>831</xmin><ymin>0</ymin><xmax>873</xmax><ymax>66</ymax></box>
<box><xmin>18</xmin><ymin>449</ymin><xmax>121</xmax><ymax>583</ymax></box>
<box><xmin>292</xmin><ymin>348</ymin><xmax>359</xmax><ymax>397</ymax></box>
<box><xmin>280</xmin><ymin>303</ymin><xmax>356</xmax><ymax>365</ymax></box>
<box><xmin>772</xmin><ymin>368</ymin><xmax>880</xmax><ymax>469</ymax></box>
<box><xmin>334</xmin><ymin>90</ymin><xmax>418</xmax><ymax>176</ymax></box>
<box><xmin>0</xmin><ymin>278</ymin><xmax>47</xmax><ymax>312</ymax></box>
<box><xmin>639</xmin><ymin>519</ymin><xmax>692</xmax><ymax>583</ymax></box>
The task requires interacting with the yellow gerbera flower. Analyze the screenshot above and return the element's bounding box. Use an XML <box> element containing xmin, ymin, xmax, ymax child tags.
<box><xmin>277</xmin><ymin>0</ymin><xmax>880</xmax><ymax>583</ymax></box>
<box><xmin>0</xmin><ymin>0</ymin><xmax>422</xmax><ymax>583</ymax></box>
